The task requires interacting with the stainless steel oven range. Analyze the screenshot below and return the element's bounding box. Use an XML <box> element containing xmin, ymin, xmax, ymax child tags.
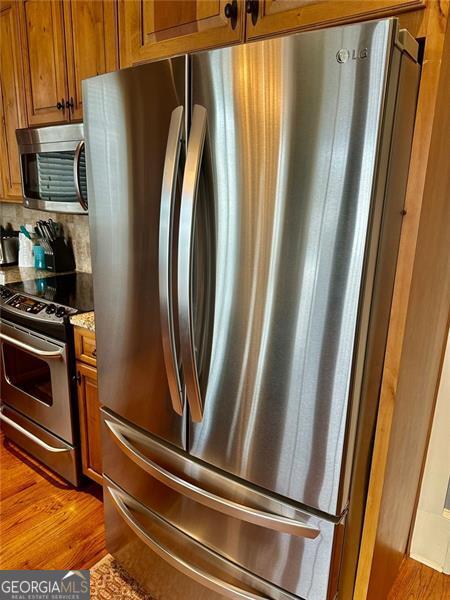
<box><xmin>0</xmin><ymin>273</ymin><xmax>94</xmax><ymax>485</ymax></box>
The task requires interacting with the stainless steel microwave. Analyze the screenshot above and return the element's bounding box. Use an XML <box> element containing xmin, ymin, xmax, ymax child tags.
<box><xmin>16</xmin><ymin>124</ymin><xmax>88</xmax><ymax>214</ymax></box>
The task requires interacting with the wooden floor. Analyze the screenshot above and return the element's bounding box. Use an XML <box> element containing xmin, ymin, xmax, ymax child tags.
<box><xmin>388</xmin><ymin>558</ymin><xmax>449</xmax><ymax>599</ymax></box>
<box><xmin>0</xmin><ymin>433</ymin><xmax>106</xmax><ymax>570</ymax></box>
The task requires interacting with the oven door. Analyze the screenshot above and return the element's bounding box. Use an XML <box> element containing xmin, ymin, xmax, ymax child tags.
<box><xmin>0</xmin><ymin>320</ymin><xmax>75</xmax><ymax>444</ymax></box>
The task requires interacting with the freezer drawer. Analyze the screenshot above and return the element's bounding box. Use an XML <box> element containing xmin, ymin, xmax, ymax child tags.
<box><xmin>102</xmin><ymin>410</ymin><xmax>345</xmax><ymax>599</ymax></box>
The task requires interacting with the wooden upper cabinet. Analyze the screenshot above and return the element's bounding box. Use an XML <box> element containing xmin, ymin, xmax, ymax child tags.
<box><xmin>0</xmin><ymin>1</ymin><xmax>27</xmax><ymax>200</ymax></box>
<box><xmin>63</xmin><ymin>1</ymin><xmax>118</xmax><ymax>120</ymax></box>
<box><xmin>19</xmin><ymin>0</ymin><xmax>118</xmax><ymax>125</ymax></box>
<box><xmin>119</xmin><ymin>0</ymin><xmax>245</xmax><ymax>67</ymax></box>
<box><xmin>19</xmin><ymin>0</ymin><xmax>68</xmax><ymax>125</ymax></box>
<box><xmin>245</xmin><ymin>0</ymin><xmax>426</xmax><ymax>39</ymax></box>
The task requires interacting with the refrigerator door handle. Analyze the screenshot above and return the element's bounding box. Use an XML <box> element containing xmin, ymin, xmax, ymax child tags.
<box><xmin>178</xmin><ymin>104</ymin><xmax>207</xmax><ymax>422</ymax></box>
<box><xmin>105</xmin><ymin>418</ymin><xmax>320</xmax><ymax>539</ymax></box>
<box><xmin>107</xmin><ymin>485</ymin><xmax>270</xmax><ymax>600</ymax></box>
<box><xmin>159</xmin><ymin>106</ymin><xmax>185</xmax><ymax>415</ymax></box>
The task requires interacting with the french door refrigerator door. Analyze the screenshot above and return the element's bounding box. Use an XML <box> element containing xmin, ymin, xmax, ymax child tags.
<box><xmin>185</xmin><ymin>19</ymin><xmax>405</xmax><ymax>515</ymax></box>
<box><xmin>84</xmin><ymin>57</ymin><xmax>187</xmax><ymax>449</ymax></box>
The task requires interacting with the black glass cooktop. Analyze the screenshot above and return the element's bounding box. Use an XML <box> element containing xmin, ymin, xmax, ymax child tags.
<box><xmin>5</xmin><ymin>272</ymin><xmax>94</xmax><ymax>313</ymax></box>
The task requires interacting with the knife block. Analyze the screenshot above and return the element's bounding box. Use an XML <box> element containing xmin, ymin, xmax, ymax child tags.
<box><xmin>44</xmin><ymin>237</ymin><xmax>76</xmax><ymax>272</ymax></box>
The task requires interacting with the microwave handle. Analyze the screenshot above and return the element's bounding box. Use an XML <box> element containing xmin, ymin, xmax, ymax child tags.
<box><xmin>74</xmin><ymin>140</ymin><xmax>88</xmax><ymax>211</ymax></box>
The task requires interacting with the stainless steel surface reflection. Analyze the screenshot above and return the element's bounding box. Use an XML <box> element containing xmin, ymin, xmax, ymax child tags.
<box><xmin>84</xmin><ymin>58</ymin><xmax>187</xmax><ymax>449</ymax></box>
<box><xmin>102</xmin><ymin>409</ymin><xmax>344</xmax><ymax>600</ymax></box>
<box><xmin>189</xmin><ymin>20</ymin><xmax>395</xmax><ymax>516</ymax></box>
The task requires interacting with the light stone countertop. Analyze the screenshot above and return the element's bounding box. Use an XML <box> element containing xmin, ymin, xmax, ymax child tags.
<box><xmin>70</xmin><ymin>311</ymin><xmax>95</xmax><ymax>333</ymax></box>
<box><xmin>0</xmin><ymin>266</ymin><xmax>95</xmax><ymax>333</ymax></box>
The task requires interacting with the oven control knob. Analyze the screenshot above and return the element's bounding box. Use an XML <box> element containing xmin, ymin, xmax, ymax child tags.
<box><xmin>56</xmin><ymin>307</ymin><xmax>66</xmax><ymax>318</ymax></box>
<box><xmin>45</xmin><ymin>304</ymin><xmax>56</xmax><ymax>314</ymax></box>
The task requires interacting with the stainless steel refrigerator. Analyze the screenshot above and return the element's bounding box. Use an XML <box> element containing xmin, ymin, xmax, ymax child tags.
<box><xmin>84</xmin><ymin>18</ymin><xmax>419</xmax><ymax>600</ymax></box>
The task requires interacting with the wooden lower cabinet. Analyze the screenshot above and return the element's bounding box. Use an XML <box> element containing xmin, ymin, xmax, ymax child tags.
<box><xmin>76</xmin><ymin>360</ymin><xmax>103</xmax><ymax>485</ymax></box>
<box><xmin>245</xmin><ymin>0</ymin><xmax>426</xmax><ymax>39</ymax></box>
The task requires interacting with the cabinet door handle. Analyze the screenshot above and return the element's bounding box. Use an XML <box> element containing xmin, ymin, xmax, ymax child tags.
<box><xmin>56</xmin><ymin>98</ymin><xmax>65</xmax><ymax>111</ymax></box>
<box><xmin>246</xmin><ymin>0</ymin><xmax>259</xmax><ymax>24</ymax></box>
<box><xmin>66</xmin><ymin>97</ymin><xmax>74</xmax><ymax>111</ymax></box>
<box><xmin>224</xmin><ymin>0</ymin><xmax>238</xmax><ymax>26</ymax></box>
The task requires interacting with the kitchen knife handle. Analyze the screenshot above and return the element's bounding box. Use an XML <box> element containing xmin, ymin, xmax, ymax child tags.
<box><xmin>178</xmin><ymin>105</ymin><xmax>207</xmax><ymax>423</ymax></box>
<box><xmin>159</xmin><ymin>105</ymin><xmax>185</xmax><ymax>416</ymax></box>
<box><xmin>74</xmin><ymin>140</ymin><xmax>87</xmax><ymax>211</ymax></box>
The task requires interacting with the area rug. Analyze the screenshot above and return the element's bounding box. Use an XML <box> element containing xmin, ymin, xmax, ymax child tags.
<box><xmin>90</xmin><ymin>554</ymin><xmax>154</xmax><ymax>599</ymax></box>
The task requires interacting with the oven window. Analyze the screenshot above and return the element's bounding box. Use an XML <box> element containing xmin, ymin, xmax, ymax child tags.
<box><xmin>2</xmin><ymin>344</ymin><xmax>53</xmax><ymax>406</ymax></box>
<box><xmin>21</xmin><ymin>149</ymin><xmax>87</xmax><ymax>203</ymax></box>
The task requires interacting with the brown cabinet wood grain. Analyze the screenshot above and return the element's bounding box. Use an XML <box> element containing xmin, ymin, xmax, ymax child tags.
<box><xmin>19</xmin><ymin>0</ymin><xmax>117</xmax><ymax>125</ymax></box>
<box><xmin>245</xmin><ymin>0</ymin><xmax>426</xmax><ymax>40</ymax></box>
<box><xmin>74</xmin><ymin>326</ymin><xmax>101</xmax><ymax>485</ymax></box>
<box><xmin>119</xmin><ymin>0</ymin><xmax>244</xmax><ymax>67</ymax></box>
<box><xmin>63</xmin><ymin>0</ymin><xmax>118</xmax><ymax>120</ymax></box>
<box><xmin>19</xmin><ymin>0</ymin><xmax>68</xmax><ymax>125</ymax></box>
<box><xmin>76</xmin><ymin>360</ymin><xmax>102</xmax><ymax>485</ymax></box>
<box><xmin>0</xmin><ymin>1</ymin><xmax>27</xmax><ymax>201</ymax></box>
<box><xmin>74</xmin><ymin>325</ymin><xmax>97</xmax><ymax>368</ymax></box>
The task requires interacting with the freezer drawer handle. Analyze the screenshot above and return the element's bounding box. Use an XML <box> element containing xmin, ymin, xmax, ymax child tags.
<box><xmin>159</xmin><ymin>105</ymin><xmax>185</xmax><ymax>416</ymax></box>
<box><xmin>0</xmin><ymin>408</ymin><xmax>70</xmax><ymax>453</ymax></box>
<box><xmin>0</xmin><ymin>333</ymin><xmax>63</xmax><ymax>360</ymax></box>
<box><xmin>178</xmin><ymin>104</ymin><xmax>207</xmax><ymax>422</ymax></box>
<box><xmin>105</xmin><ymin>419</ymin><xmax>320</xmax><ymax>539</ymax></box>
<box><xmin>107</xmin><ymin>485</ymin><xmax>270</xmax><ymax>600</ymax></box>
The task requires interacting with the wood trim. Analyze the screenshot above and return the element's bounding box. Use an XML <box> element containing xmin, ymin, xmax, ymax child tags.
<box><xmin>76</xmin><ymin>360</ymin><xmax>103</xmax><ymax>486</ymax></box>
<box><xmin>354</xmin><ymin>1</ymin><xmax>450</xmax><ymax>597</ymax></box>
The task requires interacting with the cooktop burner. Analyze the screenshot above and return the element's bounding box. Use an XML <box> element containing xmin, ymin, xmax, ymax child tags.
<box><xmin>4</xmin><ymin>272</ymin><xmax>94</xmax><ymax>313</ymax></box>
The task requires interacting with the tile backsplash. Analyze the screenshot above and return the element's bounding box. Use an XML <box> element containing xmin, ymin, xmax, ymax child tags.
<box><xmin>0</xmin><ymin>202</ymin><xmax>92</xmax><ymax>273</ymax></box>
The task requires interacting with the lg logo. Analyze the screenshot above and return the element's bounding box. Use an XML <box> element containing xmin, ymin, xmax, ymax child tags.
<box><xmin>336</xmin><ymin>48</ymin><xmax>369</xmax><ymax>63</ymax></box>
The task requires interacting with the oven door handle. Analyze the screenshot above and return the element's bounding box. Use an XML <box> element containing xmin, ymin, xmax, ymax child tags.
<box><xmin>0</xmin><ymin>333</ymin><xmax>64</xmax><ymax>360</ymax></box>
<box><xmin>0</xmin><ymin>408</ymin><xmax>70</xmax><ymax>453</ymax></box>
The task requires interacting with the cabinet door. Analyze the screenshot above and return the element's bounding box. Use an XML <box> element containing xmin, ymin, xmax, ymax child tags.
<box><xmin>119</xmin><ymin>0</ymin><xmax>244</xmax><ymax>67</ymax></box>
<box><xmin>19</xmin><ymin>0</ymin><xmax>68</xmax><ymax>125</ymax></box>
<box><xmin>64</xmin><ymin>0</ymin><xmax>118</xmax><ymax>121</ymax></box>
<box><xmin>0</xmin><ymin>1</ymin><xmax>27</xmax><ymax>201</ymax></box>
<box><xmin>77</xmin><ymin>361</ymin><xmax>103</xmax><ymax>485</ymax></box>
<box><xmin>245</xmin><ymin>0</ymin><xmax>425</xmax><ymax>40</ymax></box>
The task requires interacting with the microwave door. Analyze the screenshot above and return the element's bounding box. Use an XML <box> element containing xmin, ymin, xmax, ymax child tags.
<box><xmin>16</xmin><ymin>124</ymin><xmax>88</xmax><ymax>214</ymax></box>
